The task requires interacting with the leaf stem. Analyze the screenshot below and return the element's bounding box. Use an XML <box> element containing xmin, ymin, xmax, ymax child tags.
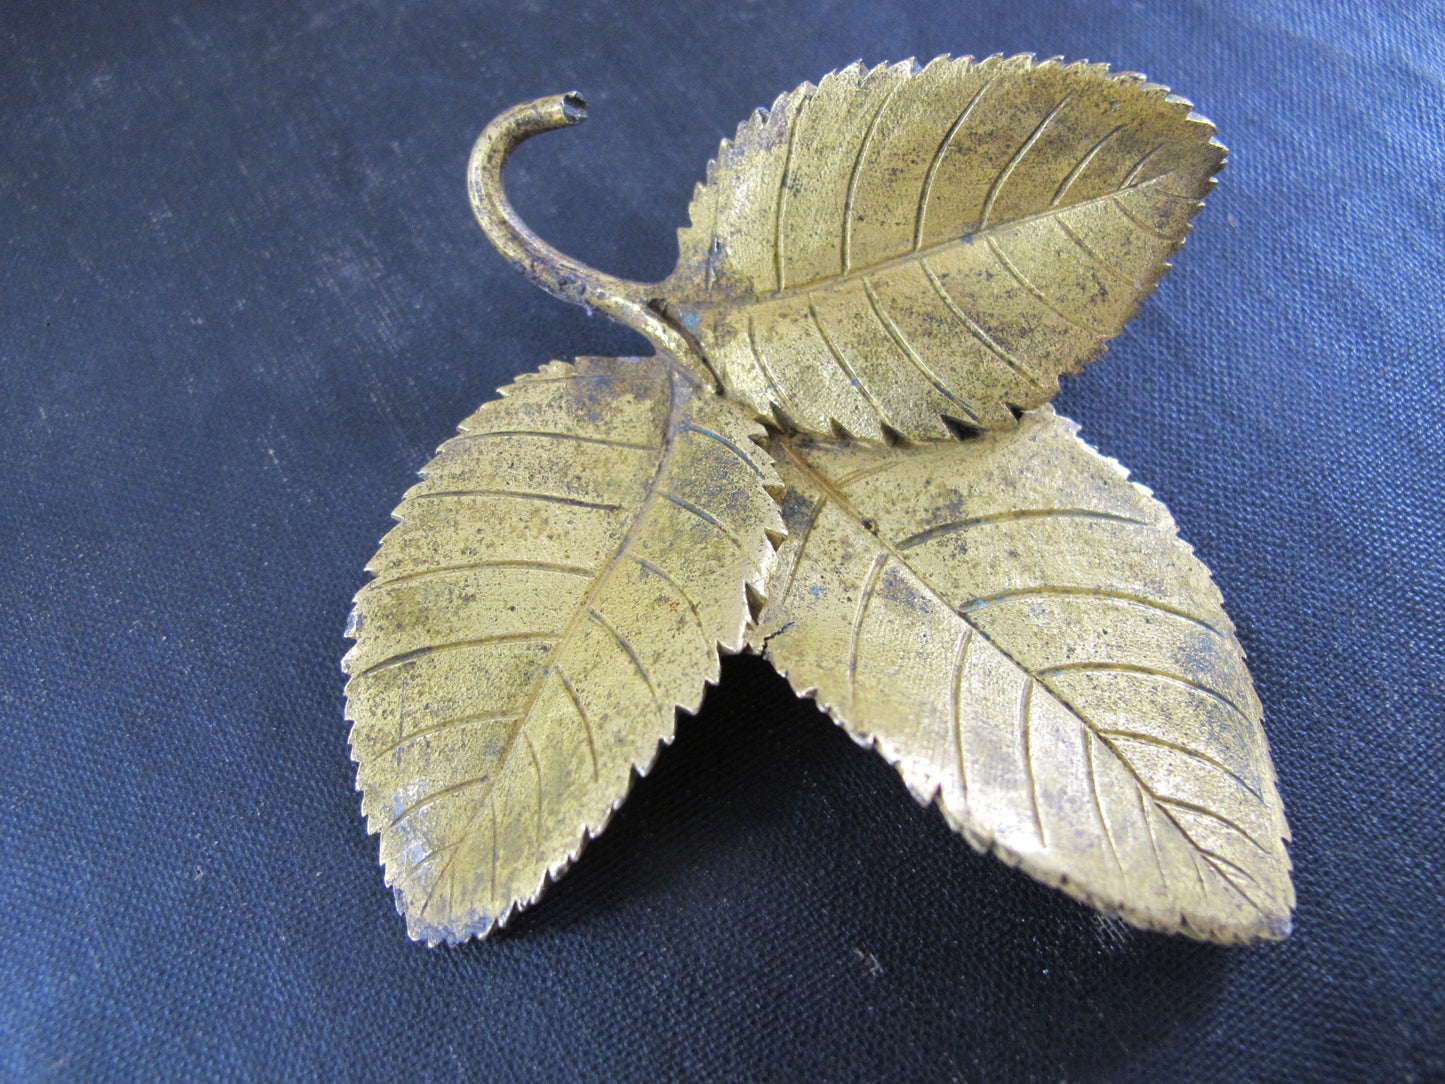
<box><xmin>468</xmin><ymin>93</ymin><xmax>714</xmax><ymax>387</ymax></box>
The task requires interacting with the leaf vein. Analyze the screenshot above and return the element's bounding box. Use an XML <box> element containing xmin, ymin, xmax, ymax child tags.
<box><xmin>950</xmin><ymin>626</ymin><xmax>974</xmax><ymax>799</ymax></box>
<box><xmin>448</xmin><ymin>430</ymin><xmax>661</xmax><ymax>451</ymax></box>
<box><xmin>848</xmin><ymin>552</ymin><xmax>889</xmax><ymax>704</ymax></box>
<box><xmin>747</xmin><ymin>311</ymin><xmax>803</xmax><ymax>427</ymax></box>
<box><xmin>842</xmin><ymin>79</ymin><xmax>904</xmax><ymax>273</ymax></box>
<box><xmin>921</xmin><ymin>258</ymin><xmax>1046</xmax><ymax>390</ymax></box>
<box><xmin>1199</xmin><ymin>847</ymin><xmax>1265</xmax><ymax>894</ymax></box>
<box><xmin>628</xmin><ymin>554</ymin><xmax>711</xmax><ymax>655</ymax></box>
<box><xmin>986</xmin><ymin>236</ymin><xmax>1103</xmax><ymax>335</ymax></box>
<box><xmin>407</xmin><ymin>490</ymin><xmax>622</xmax><ymax>512</ymax></box>
<box><xmin>1111</xmin><ymin>194</ymin><xmax>1174</xmax><ymax>240</ymax></box>
<box><xmin>1138</xmin><ymin>784</ymin><xmax>1169</xmax><ymax>894</ymax></box>
<box><xmin>1122</xmin><ymin>141</ymin><xmax>1168</xmax><ymax>187</ymax></box>
<box><xmin>1038</xmin><ymin>661</ymin><xmax>1255</xmax><ymax>734</ymax></box>
<box><xmin>1055</xmin><ymin>217</ymin><xmax>1139</xmax><ymax>287</ymax></box>
<box><xmin>980</xmin><ymin>94</ymin><xmax>1073</xmax><ymax>231</ymax></box>
<box><xmin>697</xmin><ymin>173</ymin><xmax>1180</xmax><ymax>305</ymax></box>
<box><xmin>862</xmin><ymin>277</ymin><xmax>981</xmax><ymax>422</ymax></box>
<box><xmin>774</xmin><ymin>90</ymin><xmax>811</xmax><ymax>292</ymax></box>
<box><xmin>1020</xmin><ymin>676</ymin><xmax>1045</xmax><ymax>848</ymax></box>
<box><xmin>1051</xmin><ymin>125</ymin><xmax>1123</xmax><ymax>206</ymax></box>
<box><xmin>370</xmin><ymin>560</ymin><xmax>597</xmax><ymax>590</ymax></box>
<box><xmin>367</xmin><ymin>711</ymin><xmax>523</xmax><ymax>762</ymax></box>
<box><xmin>353</xmin><ymin>633</ymin><xmax>558</xmax><ymax>679</ymax></box>
<box><xmin>1194</xmin><ymin>850</ymin><xmax>1268</xmax><ymax>919</ymax></box>
<box><xmin>503</xmin><ymin>371</ymin><xmax>622</xmax><ymax>388</ymax></box>
<box><xmin>806</xmin><ymin>293</ymin><xmax>896</xmax><ymax>429</ymax></box>
<box><xmin>832</xmin><ymin>458</ymin><xmax>906</xmax><ymax>490</ymax></box>
<box><xmin>1153</xmin><ymin>795</ymin><xmax>1274</xmax><ymax>856</ymax></box>
<box><xmin>897</xmin><ymin>509</ymin><xmax>1153</xmax><ymax>551</ymax></box>
<box><xmin>413</xmin><ymin>364</ymin><xmax>681</xmax><ymax>917</ymax></box>
<box><xmin>914</xmin><ymin>78</ymin><xmax>994</xmax><ymax>249</ymax></box>
<box><xmin>1085</xmin><ymin>731</ymin><xmax>1127</xmax><ymax>881</ymax></box>
<box><xmin>662</xmin><ymin>490</ymin><xmax>764</xmax><ymax>579</ymax></box>
<box><xmin>554</xmin><ymin>664</ymin><xmax>599</xmax><ymax>781</ymax></box>
<box><xmin>955</xmin><ymin>584</ymin><xmax>1227</xmax><ymax>640</ymax></box>
<box><xmin>772</xmin><ymin>494</ymin><xmax>828</xmax><ymax>612</ymax></box>
<box><xmin>1098</xmin><ymin>729</ymin><xmax>1263</xmax><ymax>802</ymax></box>
<box><xmin>679</xmin><ymin>420</ymin><xmax>767</xmax><ymax>479</ymax></box>
<box><xmin>389</xmin><ymin>773</ymin><xmax>490</xmax><ymax>831</ymax></box>
<box><xmin>589</xmin><ymin>607</ymin><xmax>662</xmax><ymax>710</ymax></box>
<box><xmin>406</xmin><ymin>838</ymin><xmax>463</xmax><ymax>878</ymax></box>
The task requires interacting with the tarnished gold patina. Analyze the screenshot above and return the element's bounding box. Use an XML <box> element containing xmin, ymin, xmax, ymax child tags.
<box><xmin>662</xmin><ymin>57</ymin><xmax>1223</xmax><ymax>440</ymax></box>
<box><xmin>344</xmin><ymin>357</ymin><xmax>781</xmax><ymax>942</ymax></box>
<box><xmin>345</xmin><ymin>54</ymin><xmax>1292</xmax><ymax>945</ymax></box>
<box><xmin>749</xmin><ymin>411</ymin><xmax>1292</xmax><ymax>943</ymax></box>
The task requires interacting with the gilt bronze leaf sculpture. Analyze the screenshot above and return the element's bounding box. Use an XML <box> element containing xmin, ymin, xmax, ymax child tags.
<box><xmin>343</xmin><ymin>55</ymin><xmax>1293</xmax><ymax>945</ymax></box>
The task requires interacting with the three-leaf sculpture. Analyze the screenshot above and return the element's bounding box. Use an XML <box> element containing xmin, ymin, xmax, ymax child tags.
<box><xmin>344</xmin><ymin>55</ymin><xmax>1293</xmax><ymax>945</ymax></box>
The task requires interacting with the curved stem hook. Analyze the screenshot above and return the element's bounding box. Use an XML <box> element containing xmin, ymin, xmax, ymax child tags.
<box><xmin>468</xmin><ymin>93</ymin><xmax>712</xmax><ymax>386</ymax></box>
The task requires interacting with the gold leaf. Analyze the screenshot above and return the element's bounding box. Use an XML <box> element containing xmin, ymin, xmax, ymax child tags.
<box><xmin>344</xmin><ymin>355</ymin><xmax>783</xmax><ymax>943</ymax></box>
<box><xmin>662</xmin><ymin>55</ymin><xmax>1225</xmax><ymax>441</ymax></box>
<box><xmin>748</xmin><ymin>408</ymin><xmax>1292</xmax><ymax>943</ymax></box>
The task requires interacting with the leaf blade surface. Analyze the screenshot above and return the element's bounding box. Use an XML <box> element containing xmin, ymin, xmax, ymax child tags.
<box><xmin>664</xmin><ymin>55</ymin><xmax>1225</xmax><ymax>440</ymax></box>
<box><xmin>345</xmin><ymin>356</ymin><xmax>783</xmax><ymax>942</ymax></box>
<box><xmin>749</xmin><ymin>409</ymin><xmax>1292</xmax><ymax>942</ymax></box>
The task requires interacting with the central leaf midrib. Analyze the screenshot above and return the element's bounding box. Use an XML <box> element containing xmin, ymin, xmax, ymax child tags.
<box><xmin>677</xmin><ymin>172</ymin><xmax>1178</xmax><ymax>311</ymax></box>
<box><xmin>524</xmin><ymin>362</ymin><xmax>685</xmax><ymax>718</ymax></box>
<box><xmin>418</xmin><ymin>361</ymin><xmax>689</xmax><ymax>912</ymax></box>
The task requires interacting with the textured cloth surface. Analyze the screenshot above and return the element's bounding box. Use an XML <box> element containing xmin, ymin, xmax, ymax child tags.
<box><xmin>2</xmin><ymin>2</ymin><xmax>1442</xmax><ymax>1081</ymax></box>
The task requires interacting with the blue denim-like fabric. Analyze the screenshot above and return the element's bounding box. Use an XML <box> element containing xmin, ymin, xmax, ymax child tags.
<box><xmin>1</xmin><ymin>2</ymin><xmax>1441</xmax><ymax>1081</ymax></box>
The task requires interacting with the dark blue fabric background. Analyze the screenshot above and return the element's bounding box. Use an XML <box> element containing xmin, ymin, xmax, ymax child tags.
<box><xmin>2</xmin><ymin>2</ymin><xmax>1442</xmax><ymax>1080</ymax></box>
